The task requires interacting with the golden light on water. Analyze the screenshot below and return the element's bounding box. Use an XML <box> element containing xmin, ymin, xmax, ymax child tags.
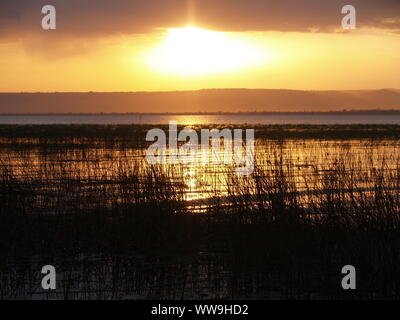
<box><xmin>145</xmin><ymin>26</ymin><xmax>271</xmax><ymax>76</ymax></box>
<box><xmin>177</xmin><ymin>115</ymin><xmax>209</xmax><ymax>126</ymax></box>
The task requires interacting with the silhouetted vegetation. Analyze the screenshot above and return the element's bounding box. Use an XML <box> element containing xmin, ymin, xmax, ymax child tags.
<box><xmin>1</xmin><ymin>125</ymin><xmax>400</xmax><ymax>299</ymax></box>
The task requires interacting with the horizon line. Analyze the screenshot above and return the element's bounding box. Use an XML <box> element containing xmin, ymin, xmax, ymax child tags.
<box><xmin>0</xmin><ymin>88</ymin><xmax>400</xmax><ymax>94</ymax></box>
<box><xmin>2</xmin><ymin>110</ymin><xmax>400</xmax><ymax>116</ymax></box>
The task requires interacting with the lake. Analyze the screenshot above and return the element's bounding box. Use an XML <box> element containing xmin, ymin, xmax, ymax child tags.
<box><xmin>1</xmin><ymin>113</ymin><xmax>400</xmax><ymax>124</ymax></box>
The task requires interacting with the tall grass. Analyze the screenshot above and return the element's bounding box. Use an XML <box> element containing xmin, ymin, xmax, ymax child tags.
<box><xmin>1</xmin><ymin>125</ymin><xmax>400</xmax><ymax>299</ymax></box>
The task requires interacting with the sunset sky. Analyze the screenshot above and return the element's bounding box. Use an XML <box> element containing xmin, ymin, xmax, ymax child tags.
<box><xmin>1</xmin><ymin>0</ymin><xmax>400</xmax><ymax>92</ymax></box>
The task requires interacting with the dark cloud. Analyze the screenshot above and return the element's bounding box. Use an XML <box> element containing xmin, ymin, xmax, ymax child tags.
<box><xmin>0</xmin><ymin>0</ymin><xmax>399</xmax><ymax>41</ymax></box>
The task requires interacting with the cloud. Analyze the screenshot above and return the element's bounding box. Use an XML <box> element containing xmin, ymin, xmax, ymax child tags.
<box><xmin>0</xmin><ymin>0</ymin><xmax>399</xmax><ymax>41</ymax></box>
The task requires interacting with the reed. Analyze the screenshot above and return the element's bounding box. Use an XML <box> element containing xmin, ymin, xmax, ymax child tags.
<box><xmin>1</xmin><ymin>125</ymin><xmax>400</xmax><ymax>299</ymax></box>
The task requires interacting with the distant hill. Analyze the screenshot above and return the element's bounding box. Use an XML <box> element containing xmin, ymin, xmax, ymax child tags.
<box><xmin>1</xmin><ymin>89</ymin><xmax>400</xmax><ymax>114</ymax></box>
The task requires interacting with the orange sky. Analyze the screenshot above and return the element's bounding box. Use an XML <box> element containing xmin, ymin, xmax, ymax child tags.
<box><xmin>1</xmin><ymin>1</ymin><xmax>399</xmax><ymax>92</ymax></box>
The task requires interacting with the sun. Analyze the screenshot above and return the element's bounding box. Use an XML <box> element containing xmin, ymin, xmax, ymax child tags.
<box><xmin>145</xmin><ymin>26</ymin><xmax>269</xmax><ymax>76</ymax></box>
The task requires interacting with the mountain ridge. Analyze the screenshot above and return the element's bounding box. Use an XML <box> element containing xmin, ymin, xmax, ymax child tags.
<box><xmin>1</xmin><ymin>89</ymin><xmax>400</xmax><ymax>113</ymax></box>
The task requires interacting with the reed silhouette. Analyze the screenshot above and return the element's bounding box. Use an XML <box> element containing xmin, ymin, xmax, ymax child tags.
<box><xmin>1</xmin><ymin>124</ymin><xmax>400</xmax><ymax>299</ymax></box>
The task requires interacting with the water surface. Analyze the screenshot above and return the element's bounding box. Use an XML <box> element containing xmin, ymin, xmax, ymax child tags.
<box><xmin>1</xmin><ymin>113</ymin><xmax>400</xmax><ymax>125</ymax></box>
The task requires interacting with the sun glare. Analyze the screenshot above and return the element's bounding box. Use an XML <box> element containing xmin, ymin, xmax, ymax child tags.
<box><xmin>145</xmin><ymin>27</ymin><xmax>270</xmax><ymax>76</ymax></box>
